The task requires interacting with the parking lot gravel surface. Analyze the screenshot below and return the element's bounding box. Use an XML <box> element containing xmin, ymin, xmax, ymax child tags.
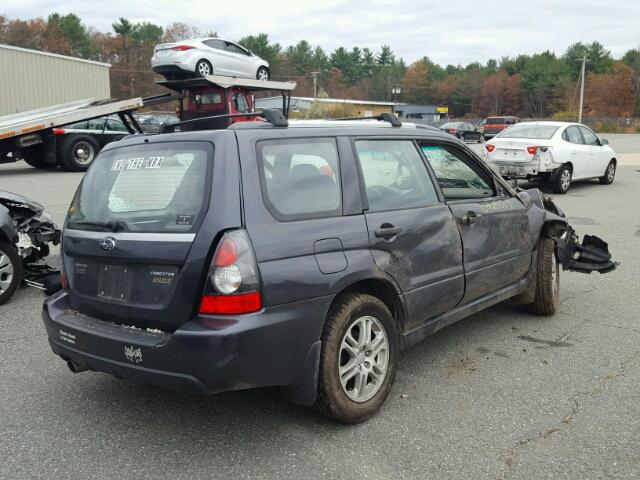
<box><xmin>1</xmin><ymin>135</ymin><xmax>639</xmax><ymax>479</ymax></box>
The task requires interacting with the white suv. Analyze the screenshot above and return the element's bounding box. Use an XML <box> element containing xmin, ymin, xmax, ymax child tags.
<box><xmin>151</xmin><ymin>37</ymin><xmax>270</xmax><ymax>80</ymax></box>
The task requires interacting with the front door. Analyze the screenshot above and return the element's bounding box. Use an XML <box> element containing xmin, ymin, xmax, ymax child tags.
<box><xmin>578</xmin><ymin>126</ymin><xmax>607</xmax><ymax>177</ymax></box>
<box><xmin>353</xmin><ymin>139</ymin><xmax>464</xmax><ymax>330</ymax></box>
<box><xmin>419</xmin><ymin>143</ymin><xmax>534</xmax><ymax>304</ymax></box>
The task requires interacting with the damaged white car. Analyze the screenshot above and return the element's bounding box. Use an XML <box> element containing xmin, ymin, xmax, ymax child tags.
<box><xmin>484</xmin><ymin>121</ymin><xmax>617</xmax><ymax>193</ymax></box>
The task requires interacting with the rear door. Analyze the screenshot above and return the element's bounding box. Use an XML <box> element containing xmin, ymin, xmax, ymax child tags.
<box><xmin>354</xmin><ymin>138</ymin><xmax>464</xmax><ymax>330</ymax></box>
<box><xmin>63</xmin><ymin>135</ymin><xmax>241</xmax><ymax>332</ymax></box>
<box><xmin>419</xmin><ymin>143</ymin><xmax>534</xmax><ymax>304</ymax></box>
<box><xmin>202</xmin><ymin>39</ymin><xmax>234</xmax><ymax>74</ymax></box>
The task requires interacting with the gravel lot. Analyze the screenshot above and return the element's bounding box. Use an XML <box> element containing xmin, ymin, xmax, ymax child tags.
<box><xmin>1</xmin><ymin>135</ymin><xmax>639</xmax><ymax>479</ymax></box>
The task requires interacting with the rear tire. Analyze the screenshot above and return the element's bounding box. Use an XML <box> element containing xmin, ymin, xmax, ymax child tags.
<box><xmin>22</xmin><ymin>146</ymin><xmax>57</xmax><ymax>169</ymax></box>
<box><xmin>60</xmin><ymin>135</ymin><xmax>100</xmax><ymax>172</ymax></box>
<box><xmin>552</xmin><ymin>165</ymin><xmax>572</xmax><ymax>194</ymax></box>
<box><xmin>0</xmin><ymin>240</ymin><xmax>22</xmax><ymax>306</ymax></box>
<box><xmin>316</xmin><ymin>293</ymin><xmax>398</xmax><ymax>423</ymax></box>
<box><xmin>256</xmin><ymin>67</ymin><xmax>270</xmax><ymax>81</ymax></box>
<box><xmin>599</xmin><ymin>160</ymin><xmax>616</xmax><ymax>185</ymax></box>
<box><xmin>195</xmin><ymin>59</ymin><xmax>213</xmax><ymax>77</ymax></box>
<box><xmin>526</xmin><ymin>238</ymin><xmax>560</xmax><ymax>316</ymax></box>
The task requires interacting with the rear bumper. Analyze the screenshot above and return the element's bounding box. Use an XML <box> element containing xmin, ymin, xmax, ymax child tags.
<box><xmin>151</xmin><ymin>64</ymin><xmax>193</xmax><ymax>76</ymax></box>
<box><xmin>42</xmin><ymin>291</ymin><xmax>329</xmax><ymax>404</ymax></box>
<box><xmin>487</xmin><ymin>160</ymin><xmax>556</xmax><ymax>179</ymax></box>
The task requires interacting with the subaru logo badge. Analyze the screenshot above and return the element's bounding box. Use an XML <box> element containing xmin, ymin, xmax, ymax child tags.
<box><xmin>99</xmin><ymin>237</ymin><xmax>116</xmax><ymax>252</ymax></box>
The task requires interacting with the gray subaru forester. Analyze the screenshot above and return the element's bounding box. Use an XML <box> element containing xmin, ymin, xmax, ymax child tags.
<box><xmin>42</xmin><ymin>113</ymin><xmax>615</xmax><ymax>423</ymax></box>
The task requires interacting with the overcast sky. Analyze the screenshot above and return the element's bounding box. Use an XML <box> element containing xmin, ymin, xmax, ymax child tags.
<box><xmin>4</xmin><ymin>0</ymin><xmax>640</xmax><ymax>65</ymax></box>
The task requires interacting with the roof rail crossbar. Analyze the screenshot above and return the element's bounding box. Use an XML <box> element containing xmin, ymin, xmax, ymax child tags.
<box><xmin>160</xmin><ymin>108</ymin><xmax>288</xmax><ymax>133</ymax></box>
<box><xmin>335</xmin><ymin>112</ymin><xmax>402</xmax><ymax>127</ymax></box>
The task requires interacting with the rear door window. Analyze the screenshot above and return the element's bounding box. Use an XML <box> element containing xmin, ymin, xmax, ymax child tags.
<box><xmin>355</xmin><ymin>140</ymin><xmax>438</xmax><ymax>212</ymax></box>
<box><xmin>563</xmin><ymin>126</ymin><xmax>584</xmax><ymax>144</ymax></box>
<box><xmin>67</xmin><ymin>142</ymin><xmax>212</xmax><ymax>233</ymax></box>
<box><xmin>257</xmin><ymin>138</ymin><xmax>341</xmax><ymax>220</ymax></box>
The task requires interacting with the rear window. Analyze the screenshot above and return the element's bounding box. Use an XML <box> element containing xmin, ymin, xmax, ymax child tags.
<box><xmin>67</xmin><ymin>142</ymin><xmax>211</xmax><ymax>233</ymax></box>
<box><xmin>498</xmin><ymin>125</ymin><xmax>559</xmax><ymax>139</ymax></box>
<box><xmin>485</xmin><ymin>117</ymin><xmax>505</xmax><ymax>125</ymax></box>
<box><xmin>257</xmin><ymin>138</ymin><xmax>341</xmax><ymax>221</ymax></box>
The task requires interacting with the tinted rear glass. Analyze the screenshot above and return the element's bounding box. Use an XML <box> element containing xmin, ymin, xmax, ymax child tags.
<box><xmin>67</xmin><ymin>142</ymin><xmax>211</xmax><ymax>233</ymax></box>
<box><xmin>257</xmin><ymin>138</ymin><xmax>341</xmax><ymax>220</ymax></box>
<box><xmin>498</xmin><ymin>125</ymin><xmax>559</xmax><ymax>139</ymax></box>
<box><xmin>485</xmin><ymin>118</ymin><xmax>505</xmax><ymax>125</ymax></box>
<box><xmin>441</xmin><ymin>123</ymin><xmax>461</xmax><ymax>129</ymax></box>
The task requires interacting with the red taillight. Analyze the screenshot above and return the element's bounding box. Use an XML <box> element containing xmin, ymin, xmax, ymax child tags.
<box><xmin>60</xmin><ymin>271</ymin><xmax>68</xmax><ymax>290</ymax></box>
<box><xmin>199</xmin><ymin>292</ymin><xmax>262</xmax><ymax>315</ymax></box>
<box><xmin>213</xmin><ymin>237</ymin><xmax>237</xmax><ymax>267</ymax></box>
<box><xmin>486</xmin><ymin>144</ymin><xmax>495</xmax><ymax>152</ymax></box>
<box><xmin>52</xmin><ymin>128</ymin><xmax>66</xmax><ymax>135</ymax></box>
<box><xmin>199</xmin><ymin>230</ymin><xmax>262</xmax><ymax>316</ymax></box>
<box><xmin>527</xmin><ymin>146</ymin><xmax>538</xmax><ymax>155</ymax></box>
<box><xmin>171</xmin><ymin>45</ymin><xmax>194</xmax><ymax>51</ymax></box>
<box><xmin>449</xmin><ymin>128</ymin><xmax>457</xmax><ymax>134</ymax></box>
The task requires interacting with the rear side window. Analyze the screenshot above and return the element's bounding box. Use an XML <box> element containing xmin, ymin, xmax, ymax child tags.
<box><xmin>355</xmin><ymin>140</ymin><xmax>438</xmax><ymax>212</ymax></box>
<box><xmin>486</xmin><ymin>118</ymin><xmax>505</xmax><ymax>125</ymax></box>
<box><xmin>67</xmin><ymin>142</ymin><xmax>211</xmax><ymax>233</ymax></box>
<box><xmin>257</xmin><ymin>138</ymin><xmax>341</xmax><ymax>220</ymax></box>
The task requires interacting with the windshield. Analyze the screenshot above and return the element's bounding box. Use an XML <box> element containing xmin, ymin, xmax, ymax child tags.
<box><xmin>498</xmin><ymin>125</ymin><xmax>559</xmax><ymax>140</ymax></box>
<box><xmin>66</xmin><ymin>142</ymin><xmax>212</xmax><ymax>233</ymax></box>
<box><xmin>441</xmin><ymin>123</ymin><xmax>460</xmax><ymax>129</ymax></box>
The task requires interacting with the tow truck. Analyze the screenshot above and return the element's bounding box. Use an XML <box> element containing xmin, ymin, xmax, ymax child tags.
<box><xmin>0</xmin><ymin>75</ymin><xmax>296</xmax><ymax>171</ymax></box>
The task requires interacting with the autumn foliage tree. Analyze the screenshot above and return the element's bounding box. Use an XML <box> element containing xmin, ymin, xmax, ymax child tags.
<box><xmin>584</xmin><ymin>62</ymin><xmax>635</xmax><ymax>116</ymax></box>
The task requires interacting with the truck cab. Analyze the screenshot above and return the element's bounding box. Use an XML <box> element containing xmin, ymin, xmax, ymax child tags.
<box><xmin>157</xmin><ymin>75</ymin><xmax>296</xmax><ymax>130</ymax></box>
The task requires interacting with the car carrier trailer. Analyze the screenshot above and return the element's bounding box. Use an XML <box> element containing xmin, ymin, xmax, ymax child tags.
<box><xmin>0</xmin><ymin>75</ymin><xmax>295</xmax><ymax>171</ymax></box>
<box><xmin>0</xmin><ymin>97</ymin><xmax>147</xmax><ymax>169</ymax></box>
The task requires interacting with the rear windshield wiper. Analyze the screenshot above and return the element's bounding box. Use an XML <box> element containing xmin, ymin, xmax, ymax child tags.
<box><xmin>68</xmin><ymin>220</ymin><xmax>127</xmax><ymax>232</ymax></box>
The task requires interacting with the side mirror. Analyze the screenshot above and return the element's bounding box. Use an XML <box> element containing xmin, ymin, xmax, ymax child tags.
<box><xmin>600</xmin><ymin>138</ymin><xmax>609</xmax><ymax>145</ymax></box>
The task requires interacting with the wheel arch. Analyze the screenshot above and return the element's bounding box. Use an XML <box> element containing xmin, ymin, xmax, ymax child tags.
<box><xmin>327</xmin><ymin>277</ymin><xmax>407</xmax><ymax>332</ymax></box>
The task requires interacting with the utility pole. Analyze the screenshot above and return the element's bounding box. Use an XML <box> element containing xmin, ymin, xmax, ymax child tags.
<box><xmin>578</xmin><ymin>53</ymin><xmax>586</xmax><ymax>123</ymax></box>
<box><xmin>311</xmin><ymin>71</ymin><xmax>320</xmax><ymax>98</ymax></box>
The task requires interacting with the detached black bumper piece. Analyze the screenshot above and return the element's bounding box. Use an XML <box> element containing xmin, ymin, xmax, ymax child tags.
<box><xmin>555</xmin><ymin>227</ymin><xmax>618</xmax><ymax>274</ymax></box>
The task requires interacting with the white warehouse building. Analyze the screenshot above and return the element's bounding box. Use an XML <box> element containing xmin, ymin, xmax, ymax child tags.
<box><xmin>0</xmin><ymin>44</ymin><xmax>111</xmax><ymax>116</ymax></box>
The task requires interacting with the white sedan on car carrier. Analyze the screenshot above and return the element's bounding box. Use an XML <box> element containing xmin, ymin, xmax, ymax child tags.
<box><xmin>483</xmin><ymin>121</ymin><xmax>617</xmax><ymax>193</ymax></box>
<box><xmin>151</xmin><ymin>37</ymin><xmax>270</xmax><ymax>80</ymax></box>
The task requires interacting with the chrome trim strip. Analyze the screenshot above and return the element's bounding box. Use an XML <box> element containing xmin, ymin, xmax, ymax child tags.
<box><xmin>64</xmin><ymin>229</ymin><xmax>196</xmax><ymax>242</ymax></box>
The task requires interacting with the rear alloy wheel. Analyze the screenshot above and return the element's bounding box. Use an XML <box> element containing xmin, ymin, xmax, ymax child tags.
<box><xmin>599</xmin><ymin>160</ymin><xmax>616</xmax><ymax>185</ymax></box>
<box><xmin>256</xmin><ymin>67</ymin><xmax>270</xmax><ymax>81</ymax></box>
<box><xmin>526</xmin><ymin>238</ymin><xmax>560</xmax><ymax>315</ymax></box>
<box><xmin>196</xmin><ymin>59</ymin><xmax>212</xmax><ymax>77</ymax></box>
<box><xmin>552</xmin><ymin>165</ymin><xmax>572</xmax><ymax>194</ymax></box>
<box><xmin>61</xmin><ymin>135</ymin><xmax>100</xmax><ymax>172</ymax></box>
<box><xmin>0</xmin><ymin>240</ymin><xmax>22</xmax><ymax>306</ymax></box>
<box><xmin>316</xmin><ymin>293</ymin><xmax>398</xmax><ymax>423</ymax></box>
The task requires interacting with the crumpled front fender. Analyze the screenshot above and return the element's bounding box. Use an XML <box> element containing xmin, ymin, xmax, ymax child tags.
<box><xmin>520</xmin><ymin>188</ymin><xmax>618</xmax><ymax>274</ymax></box>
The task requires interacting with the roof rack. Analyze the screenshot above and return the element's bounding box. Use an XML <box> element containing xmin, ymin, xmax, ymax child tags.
<box><xmin>335</xmin><ymin>112</ymin><xmax>402</xmax><ymax>127</ymax></box>
<box><xmin>160</xmin><ymin>109</ymin><xmax>288</xmax><ymax>133</ymax></box>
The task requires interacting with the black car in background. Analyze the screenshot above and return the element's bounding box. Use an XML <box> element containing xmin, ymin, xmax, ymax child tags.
<box><xmin>36</xmin><ymin>116</ymin><xmax>131</xmax><ymax>172</ymax></box>
<box><xmin>440</xmin><ymin>121</ymin><xmax>483</xmax><ymax>142</ymax></box>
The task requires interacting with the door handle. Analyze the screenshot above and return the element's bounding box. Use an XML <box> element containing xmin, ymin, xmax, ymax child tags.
<box><xmin>374</xmin><ymin>224</ymin><xmax>402</xmax><ymax>238</ymax></box>
<box><xmin>460</xmin><ymin>211</ymin><xmax>482</xmax><ymax>224</ymax></box>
